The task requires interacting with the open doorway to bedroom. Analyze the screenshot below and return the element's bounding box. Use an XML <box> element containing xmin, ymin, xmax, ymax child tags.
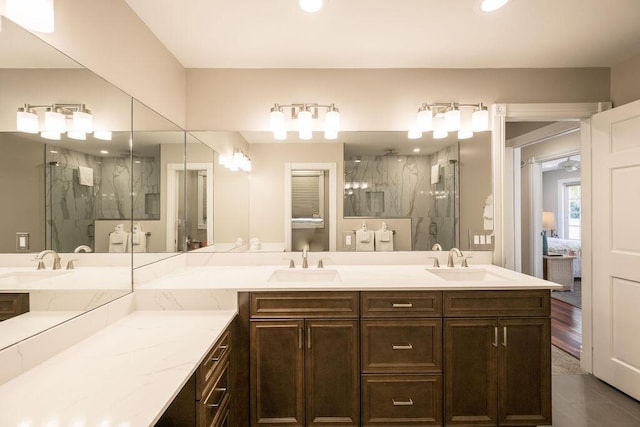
<box><xmin>507</xmin><ymin>121</ymin><xmax>582</xmax><ymax>360</ymax></box>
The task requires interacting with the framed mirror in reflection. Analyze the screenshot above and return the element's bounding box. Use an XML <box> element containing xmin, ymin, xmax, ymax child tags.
<box><xmin>0</xmin><ymin>17</ymin><xmax>132</xmax><ymax>350</ymax></box>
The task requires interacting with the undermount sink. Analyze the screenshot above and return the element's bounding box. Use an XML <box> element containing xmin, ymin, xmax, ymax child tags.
<box><xmin>268</xmin><ymin>269</ymin><xmax>341</xmax><ymax>283</ymax></box>
<box><xmin>425</xmin><ymin>267</ymin><xmax>510</xmax><ymax>282</ymax></box>
<box><xmin>0</xmin><ymin>270</ymin><xmax>72</xmax><ymax>284</ymax></box>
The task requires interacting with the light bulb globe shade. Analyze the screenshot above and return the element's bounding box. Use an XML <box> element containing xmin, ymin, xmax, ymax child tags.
<box><xmin>324</xmin><ymin>129</ymin><xmax>338</xmax><ymax>140</ymax></box>
<box><xmin>481</xmin><ymin>0</ymin><xmax>509</xmax><ymax>12</ymax></box>
<box><xmin>325</xmin><ymin>110</ymin><xmax>340</xmax><ymax>133</ymax></box>
<box><xmin>93</xmin><ymin>130</ymin><xmax>112</xmax><ymax>141</ymax></box>
<box><xmin>433</xmin><ymin>129</ymin><xmax>448</xmax><ymax>139</ymax></box>
<box><xmin>218</xmin><ymin>155</ymin><xmax>227</xmax><ymax>166</ymax></box>
<box><xmin>273</xmin><ymin>129</ymin><xmax>287</xmax><ymax>140</ymax></box>
<box><xmin>73</xmin><ymin>110</ymin><xmax>93</xmax><ymax>132</ymax></box>
<box><xmin>40</xmin><ymin>131</ymin><xmax>61</xmax><ymax>140</ymax></box>
<box><xmin>299</xmin><ymin>0</ymin><xmax>323</xmax><ymax>13</ymax></box>
<box><xmin>67</xmin><ymin>131</ymin><xmax>86</xmax><ymax>140</ymax></box>
<box><xmin>472</xmin><ymin>108</ymin><xmax>490</xmax><ymax>132</ymax></box>
<box><xmin>408</xmin><ymin>127</ymin><xmax>422</xmax><ymax>140</ymax></box>
<box><xmin>6</xmin><ymin>0</ymin><xmax>55</xmax><ymax>33</ymax></box>
<box><xmin>417</xmin><ymin>108</ymin><xmax>433</xmax><ymax>131</ymax></box>
<box><xmin>457</xmin><ymin>129</ymin><xmax>474</xmax><ymax>140</ymax></box>
<box><xmin>297</xmin><ymin>109</ymin><xmax>313</xmax><ymax>140</ymax></box>
<box><xmin>17</xmin><ymin>110</ymin><xmax>39</xmax><ymax>133</ymax></box>
<box><xmin>44</xmin><ymin>110</ymin><xmax>65</xmax><ymax>133</ymax></box>
<box><xmin>433</xmin><ymin>112</ymin><xmax>447</xmax><ymax>136</ymax></box>
<box><xmin>458</xmin><ymin>107</ymin><xmax>474</xmax><ymax>139</ymax></box>
<box><xmin>269</xmin><ymin>109</ymin><xmax>285</xmax><ymax>133</ymax></box>
<box><xmin>445</xmin><ymin>108</ymin><xmax>461</xmax><ymax>131</ymax></box>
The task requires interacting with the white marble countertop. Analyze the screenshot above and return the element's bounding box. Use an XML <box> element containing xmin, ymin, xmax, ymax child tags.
<box><xmin>0</xmin><ymin>266</ymin><xmax>131</xmax><ymax>291</ymax></box>
<box><xmin>0</xmin><ymin>309</ymin><xmax>236</xmax><ymax>427</ymax></box>
<box><xmin>0</xmin><ymin>311</ymin><xmax>83</xmax><ymax>350</ymax></box>
<box><xmin>135</xmin><ymin>263</ymin><xmax>562</xmax><ymax>291</ymax></box>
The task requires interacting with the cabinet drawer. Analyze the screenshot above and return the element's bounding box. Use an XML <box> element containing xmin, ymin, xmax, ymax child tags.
<box><xmin>197</xmin><ymin>329</ymin><xmax>230</xmax><ymax>399</ymax></box>
<box><xmin>0</xmin><ymin>293</ymin><xmax>29</xmax><ymax>321</ymax></box>
<box><xmin>362</xmin><ymin>319</ymin><xmax>442</xmax><ymax>373</ymax></box>
<box><xmin>250</xmin><ymin>291</ymin><xmax>359</xmax><ymax>318</ymax></box>
<box><xmin>443</xmin><ymin>290</ymin><xmax>550</xmax><ymax>317</ymax></box>
<box><xmin>361</xmin><ymin>291</ymin><xmax>442</xmax><ymax>318</ymax></box>
<box><xmin>197</xmin><ymin>362</ymin><xmax>230</xmax><ymax>427</ymax></box>
<box><xmin>362</xmin><ymin>374</ymin><xmax>442</xmax><ymax>426</ymax></box>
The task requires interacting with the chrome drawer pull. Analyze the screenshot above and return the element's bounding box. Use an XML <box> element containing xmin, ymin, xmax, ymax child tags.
<box><xmin>392</xmin><ymin>303</ymin><xmax>413</xmax><ymax>308</ymax></box>
<box><xmin>492</xmin><ymin>327</ymin><xmax>498</xmax><ymax>347</ymax></box>
<box><xmin>392</xmin><ymin>398</ymin><xmax>414</xmax><ymax>406</ymax></box>
<box><xmin>392</xmin><ymin>344</ymin><xmax>413</xmax><ymax>350</ymax></box>
<box><xmin>502</xmin><ymin>326</ymin><xmax>507</xmax><ymax>347</ymax></box>
<box><xmin>210</xmin><ymin>345</ymin><xmax>228</xmax><ymax>362</ymax></box>
<box><xmin>206</xmin><ymin>388</ymin><xmax>227</xmax><ymax>408</ymax></box>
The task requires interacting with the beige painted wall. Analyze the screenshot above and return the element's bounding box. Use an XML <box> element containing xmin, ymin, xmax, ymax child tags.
<box><xmin>459</xmin><ymin>133</ymin><xmax>492</xmax><ymax>250</ymax></box>
<box><xmin>611</xmin><ymin>52</ymin><xmax>640</xmax><ymax>107</ymax></box>
<box><xmin>186</xmin><ymin>68</ymin><xmax>610</xmax><ymax>131</ymax></box>
<box><xmin>0</xmin><ymin>134</ymin><xmax>45</xmax><ymax>253</ymax></box>
<box><xmin>34</xmin><ymin>0</ymin><xmax>186</xmax><ymax>127</ymax></box>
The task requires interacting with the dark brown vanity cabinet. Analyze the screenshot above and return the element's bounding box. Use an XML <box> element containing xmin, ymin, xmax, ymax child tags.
<box><xmin>0</xmin><ymin>293</ymin><xmax>29</xmax><ymax>321</ymax></box>
<box><xmin>250</xmin><ymin>292</ymin><xmax>360</xmax><ymax>427</ymax></box>
<box><xmin>443</xmin><ymin>291</ymin><xmax>552</xmax><ymax>427</ymax></box>
<box><xmin>360</xmin><ymin>291</ymin><xmax>443</xmax><ymax>426</ymax></box>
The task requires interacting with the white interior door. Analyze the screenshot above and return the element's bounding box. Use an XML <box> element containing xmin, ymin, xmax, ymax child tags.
<box><xmin>591</xmin><ymin>99</ymin><xmax>640</xmax><ymax>400</ymax></box>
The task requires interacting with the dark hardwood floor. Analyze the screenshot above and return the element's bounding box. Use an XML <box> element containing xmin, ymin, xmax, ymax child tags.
<box><xmin>551</xmin><ymin>297</ymin><xmax>582</xmax><ymax>359</ymax></box>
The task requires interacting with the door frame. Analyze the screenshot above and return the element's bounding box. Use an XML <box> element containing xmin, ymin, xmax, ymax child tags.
<box><xmin>492</xmin><ymin>101</ymin><xmax>611</xmax><ymax>372</ymax></box>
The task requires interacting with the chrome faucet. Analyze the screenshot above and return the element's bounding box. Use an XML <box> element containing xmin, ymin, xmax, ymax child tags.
<box><xmin>447</xmin><ymin>248</ymin><xmax>463</xmax><ymax>267</ymax></box>
<box><xmin>35</xmin><ymin>250</ymin><xmax>62</xmax><ymax>270</ymax></box>
<box><xmin>73</xmin><ymin>245</ymin><xmax>93</xmax><ymax>253</ymax></box>
<box><xmin>431</xmin><ymin>243</ymin><xmax>442</xmax><ymax>251</ymax></box>
<box><xmin>302</xmin><ymin>247</ymin><xmax>309</xmax><ymax>269</ymax></box>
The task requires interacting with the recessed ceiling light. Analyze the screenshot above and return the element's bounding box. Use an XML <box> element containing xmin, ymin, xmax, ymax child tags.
<box><xmin>299</xmin><ymin>0</ymin><xmax>323</xmax><ymax>13</ymax></box>
<box><xmin>481</xmin><ymin>0</ymin><xmax>509</xmax><ymax>12</ymax></box>
<box><xmin>413</xmin><ymin>148</ymin><xmax>421</xmax><ymax>153</ymax></box>
<box><xmin>100</xmin><ymin>150</ymin><xmax>109</xmax><ymax>154</ymax></box>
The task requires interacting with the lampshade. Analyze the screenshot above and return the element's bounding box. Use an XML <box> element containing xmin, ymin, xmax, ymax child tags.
<box><xmin>67</xmin><ymin>131</ymin><xmax>86</xmax><ymax>140</ymax></box>
<box><xmin>72</xmin><ymin>110</ymin><xmax>93</xmax><ymax>132</ymax></box>
<box><xmin>298</xmin><ymin>109</ymin><xmax>312</xmax><ymax>140</ymax></box>
<box><xmin>542</xmin><ymin>211</ymin><xmax>556</xmax><ymax>230</ymax></box>
<box><xmin>269</xmin><ymin>108</ymin><xmax>284</xmax><ymax>133</ymax></box>
<box><xmin>6</xmin><ymin>0</ymin><xmax>55</xmax><ymax>33</ymax></box>
<box><xmin>40</xmin><ymin>131</ymin><xmax>61</xmax><ymax>140</ymax></box>
<box><xmin>299</xmin><ymin>0</ymin><xmax>323</xmax><ymax>13</ymax></box>
<box><xmin>458</xmin><ymin>107</ymin><xmax>474</xmax><ymax>139</ymax></box>
<box><xmin>472</xmin><ymin>106</ymin><xmax>489</xmax><ymax>131</ymax></box>
<box><xmin>16</xmin><ymin>109</ymin><xmax>39</xmax><ymax>133</ymax></box>
<box><xmin>44</xmin><ymin>110</ymin><xmax>65</xmax><ymax>133</ymax></box>
<box><xmin>324</xmin><ymin>109</ymin><xmax>340</xmax><ymax>140</ymax></box>
<box><xmin>433</xmin><ymin>113</ymin><xmax>448</xmax><ymax>139</ymax></box>
<box><xmin>417</xmin><ymin>107</ymin><xmax>433</xmax><ymax>131</ymax></box>
<box><xmin>445</xmin><ymin>107</ymin><xmax>461</xmax><ymax>131</ymax></box>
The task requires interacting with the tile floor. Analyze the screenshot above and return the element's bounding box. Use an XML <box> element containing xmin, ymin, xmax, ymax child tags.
<box><xmin>552</xmin><ymin>365</ymin><xmax>640</xmax><ymax>426</ymax></box>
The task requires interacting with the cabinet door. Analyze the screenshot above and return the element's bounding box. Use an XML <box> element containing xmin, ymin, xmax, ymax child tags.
<box><xmin>498</xmin><ymin>317</ymin><xmax>551</xmax><ymax>426</ymax></box>
<box><xmin>306</xmin><ymin>319</ymin><xmax>360</xmax><ymax>426</ymax></box>
<box><xmin>251</xmin><ymin>320</ymin><xmax>304</xmax><ymax>426</ymax></box>
<box><xmin>444</xmin><ymin>318</ymin><xmax>498</xmax><ymax>426</ymax></box>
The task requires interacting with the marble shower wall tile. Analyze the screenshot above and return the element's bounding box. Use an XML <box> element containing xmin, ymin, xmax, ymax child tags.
<box><xmin>344</xmin><ymin>144</ymin><xmax>458</xmax><ymax>250</ymax></box>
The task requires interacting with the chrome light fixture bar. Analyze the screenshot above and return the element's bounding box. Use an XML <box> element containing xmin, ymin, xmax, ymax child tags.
<box><xmin>269</xmin><ymin>103</ymin><xmax>340</xmax><ymax>141</ymax></box>
<box><xmin>408</xmin><ymin>102</ymin><xmax>489</xmax><ymax>140</ymax></box>
<box><xmin>16</xmin><ymin>103</ymin><xmax>99</xmax><ymax>140</ymax></box>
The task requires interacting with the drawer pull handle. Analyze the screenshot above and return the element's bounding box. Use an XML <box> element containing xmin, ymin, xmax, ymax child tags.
<box><xmin>392</xmin><ymin>303</ymin><xmax>413</xmax><ymax>308</ymax></box>
<box><xmin>502</xmin><ymin>326</ymin><xmax>507</xmax><ymax>347</ymax></box>
<box><xmin>392</xmin><ymin>398</ymin><xmax>414</xmax><ymax>406</ymax></box>
<box><xmin>206</xmin><ymin>388</ymin><xmax>227</xmax><ymax>408</ymax></box>
<box><xmin>210</xmin><ymin>345</ymin><xmax>228</xmax><ymax>362</ymax></box>
<box><xmin>392</xmin><ymin>344</ymin><xmax>413</xmax><ymax>350</ymax></box>
<box><xmin>492</xmin><ymin>327</ymin><xmax>498</xmax><ymax>347</ymax></box>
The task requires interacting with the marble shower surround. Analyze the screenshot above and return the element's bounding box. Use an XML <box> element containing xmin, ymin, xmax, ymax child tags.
<box><xmin>344</xmin><ymin>145</ymin><xmax>458</xmax><ymax>250</ymax></box>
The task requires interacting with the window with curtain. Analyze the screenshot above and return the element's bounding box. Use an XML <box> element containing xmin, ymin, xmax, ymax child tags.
<box><xmin>564</xmin><ymin>183</ymin><xmax>581</xmax><ymax>240</ymax></box>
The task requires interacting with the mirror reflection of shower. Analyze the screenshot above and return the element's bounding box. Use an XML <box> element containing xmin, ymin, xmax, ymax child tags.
<box><xmin>291</xmin><ymin>170</ymin><xmax>329</xmax><ymax>252</ymax></box>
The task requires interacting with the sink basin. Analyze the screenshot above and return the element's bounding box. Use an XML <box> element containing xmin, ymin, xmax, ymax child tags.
<box><xmin>425</xmin><ymin>268</ymin><xmax>510</xmax><ymax>282</ymax></box>
<box><xmin>268</xmin><ymin>269</ymin><xmax>341</xmax><ymax>283</ymax></box>
<box><xmin>0</xmin><ymin>270</ymin><xmax>72</xmax><ymax>284</ymax></box>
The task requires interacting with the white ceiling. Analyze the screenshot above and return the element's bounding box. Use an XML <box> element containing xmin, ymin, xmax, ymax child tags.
<box><xmin>125</xmin><ymin>0</ymin><xmax>640</xmax><ymax>69</ymax></box>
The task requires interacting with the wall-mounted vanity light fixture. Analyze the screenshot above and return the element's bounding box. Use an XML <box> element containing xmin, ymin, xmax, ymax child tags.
<box><xmin>16</xmin><ymin>103</ymin><xmax>112</xmax><ymax>141</ymax></box>
<box><xmin>269</xmin><ymin>103</ymin><xmax>340</xmax><ymax>141</ymax></box>
<box><xmin>3</xmin><ymin>0</ymin><xmax>55</xmax><ymax>33</ymax></box>
<box><xmin>219</xmin><ymin>149</ymin><xmax>251</xmax><ymax>172</ymax></box>
<box><xmin>408</xmin><ymin>102</ymin><xmax>489</xmax><ymax>140</ymax></box>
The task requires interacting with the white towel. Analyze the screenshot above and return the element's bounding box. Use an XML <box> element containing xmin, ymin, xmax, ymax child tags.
<box><xmin>431</xmin><ymin>164</ymin><xmax>440</xmax><ymax>184</ymax></box>
<box><xmin>375</xmin><ymin>229</ymin><xmax>394</xmax><ymax>251</ymax></box>
<box><xmin>483</xmin><ymin>194</ymin><xmax>494</xmax><ymax>231</ymax></box>
<box><xmin>131</xmin><ymin>232</ymin><xmax>147</xmax><ymax>253</ymax></box>
<box><xmin>109</xmin><ymin>231</ymin><xmax>128</xmax><ymax>253</ymax></box>
<box><xmin>355</xmin><ymin>229</ymin><xmax>374</xmax><ymax>251</ymax></box>
<box><xmin>78</xmin><ymin>166</ymin><xmax>94</xmax><ymax>186</ymax></box>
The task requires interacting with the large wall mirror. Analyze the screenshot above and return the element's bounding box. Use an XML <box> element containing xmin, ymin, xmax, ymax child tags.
<box><xmin>0</xmin><ymin>17</ymin><xmax>133</xmax><ymax>349</ymax></box>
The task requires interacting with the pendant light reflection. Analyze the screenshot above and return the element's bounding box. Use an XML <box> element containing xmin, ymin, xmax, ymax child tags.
<box><xmin>268</xmin><ymin>103</ymin><xmax>340</xmax><ymax>141</ymax></box>
<box><xmin>409</xmin><ymin>102</ymin><xmax>490</xmax><ymax>140</ymax></box>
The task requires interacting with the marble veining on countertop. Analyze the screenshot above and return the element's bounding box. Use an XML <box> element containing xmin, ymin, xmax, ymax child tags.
<box><xmin>0</xmin><ymin>309</ymin><xmax>236</xmax><ymax>426</ymax></box>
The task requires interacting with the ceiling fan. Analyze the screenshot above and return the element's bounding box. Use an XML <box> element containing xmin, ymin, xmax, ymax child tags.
<box><xmin>558</xmin><ymin>157</ymin><xmax>580</xmax><ymax>172</ymax></box>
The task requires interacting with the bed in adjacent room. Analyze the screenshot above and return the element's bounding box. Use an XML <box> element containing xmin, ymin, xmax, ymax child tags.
<box><xmin>547</xmin><ymin>237</ymin><xmax>582</xmax><ymax>278</ymax></box>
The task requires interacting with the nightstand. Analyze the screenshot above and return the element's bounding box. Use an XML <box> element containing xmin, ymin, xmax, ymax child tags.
<box><xmin>543</xmin><ymin>255</ymin><xmax>576</xmax><ymax>291</ymax></box>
